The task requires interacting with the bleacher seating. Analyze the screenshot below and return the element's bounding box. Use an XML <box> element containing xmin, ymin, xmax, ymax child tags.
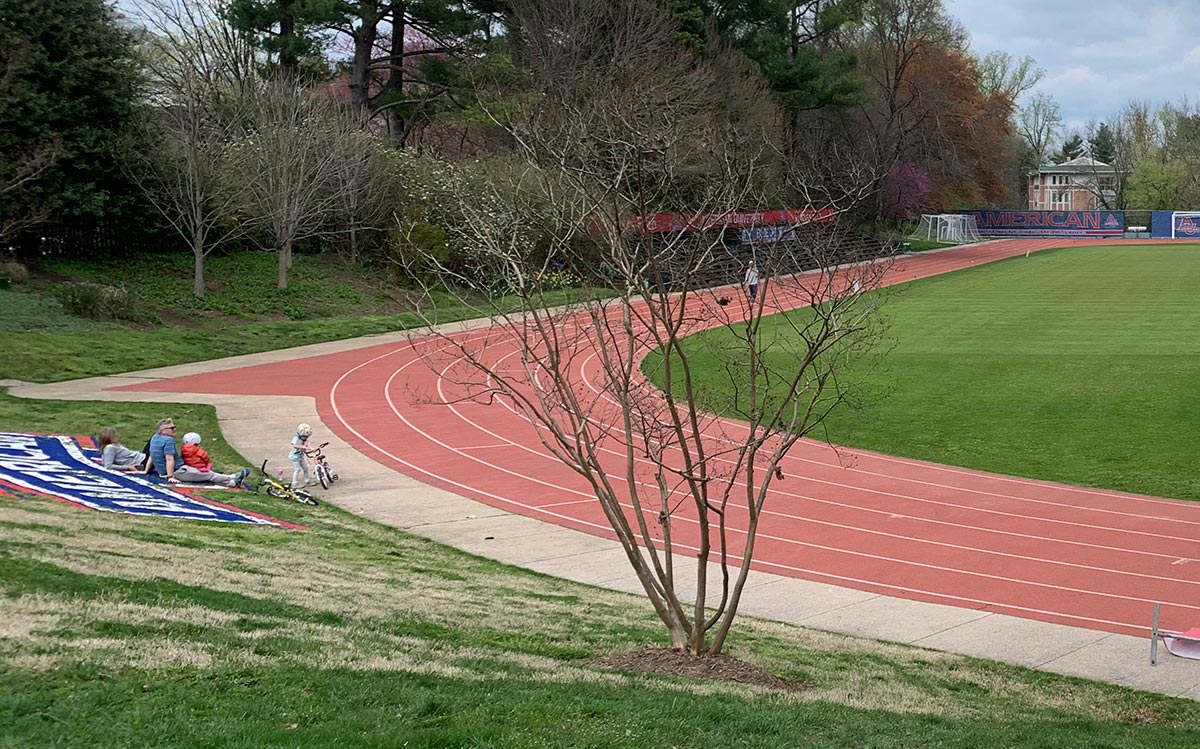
<box><xmin>640</xmin><ymin>224</ymin><xmax>895</xmax><ymax>292</ymax></box>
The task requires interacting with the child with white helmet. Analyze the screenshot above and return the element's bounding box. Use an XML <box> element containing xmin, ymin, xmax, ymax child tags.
<box><xmin>289</xmin><ymin>423</ymin><xmax>316</xmax><ymax>488</ymax></box>
<box><xmin>181</xmin><ymin>432</ymin><xmax>210</xmax><ymax>471</ymax></box>
<box><xmin>174</xmin><ymin>428</ymin><xmax>252</xmax><ymax>489</ymax></box>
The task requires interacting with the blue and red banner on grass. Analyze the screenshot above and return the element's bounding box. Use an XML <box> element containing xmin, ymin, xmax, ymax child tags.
<box><xmin>965</xmin><ymin>210</ymin><xmax>1125</xmax><ymax>238</ymax></box>
<box><xmin>0</xmin><ymin>432</ymin><xmax>301</xmax><ymax>527</ymax></box>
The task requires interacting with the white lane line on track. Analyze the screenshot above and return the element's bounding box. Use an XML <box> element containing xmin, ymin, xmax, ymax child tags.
<box><xmin>528</xmin><ymin>342</ymin><xmax>1200</xmax><ymax>554</ymax></box>
<box><xmin>375</xmin><ymin>324</ymin><xmax>1200</xmax><ymax>579</ymax></box>
<box><xmin>359</xmin><ymin>345</ymin><xmax>1200</xmax><ymax>614</ymax></box>
<box><xmin>326</xmin><ymin>244</ymin><xmax>1200</xmax><ymax>624</ymax></box>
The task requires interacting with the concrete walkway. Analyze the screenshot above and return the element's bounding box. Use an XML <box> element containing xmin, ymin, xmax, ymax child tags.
<box><xmin>6</xmin><ymin>322</ymin><xmax>1200</xmax><ymax>700</ymax></box>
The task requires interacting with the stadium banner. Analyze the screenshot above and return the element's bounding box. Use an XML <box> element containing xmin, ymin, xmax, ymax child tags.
<box><xmin>631</xmin><ymin>208</ymin><xmax>834</xmax><ymax>234</ymax></box>
<box><xmin>965</xmin><ymin>210</ymin><xmax>1124</xmax><ymax>238</ymax></box>
<box><xmin>0</xmin><ymin>432</ymin><xmax>300</xmax><ymax>527</ymax></box>
<box><xmin>1172</xmin><ymin>212</ymin><xmax>1200</xmax><ymax>239</ymax></box>
<box><xmin>739</xmin><ymin>225</ymin><xmax>796</xmax><ymax>244</ymax></box>
<box><xmin>1151</xmin><ymin>211</ymin><xmax>1174</xmax><ymax>238</ymax></box>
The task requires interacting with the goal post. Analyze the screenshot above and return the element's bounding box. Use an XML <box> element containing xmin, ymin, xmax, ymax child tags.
<box><xmin>913</xmin><ymin>214</ymin><xmax>983</xmax><ymax>245</ymax></box>
<box><xmin>1170</xmin><ymin>212</ymin><xmax>1200</xmax><ymax>239</ymax></box>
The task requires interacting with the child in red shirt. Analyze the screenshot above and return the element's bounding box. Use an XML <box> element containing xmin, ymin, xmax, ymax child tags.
<box><xmin>181</xmin><ymin>432</ymin><xmax>213</xmax><ymax>472</ymax></box>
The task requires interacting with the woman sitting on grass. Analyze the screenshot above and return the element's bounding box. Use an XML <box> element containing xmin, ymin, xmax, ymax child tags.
<box><xmin>97</xmin><ymin>426</ymin><xmax>151</xmax><ymax>474</ymax></box>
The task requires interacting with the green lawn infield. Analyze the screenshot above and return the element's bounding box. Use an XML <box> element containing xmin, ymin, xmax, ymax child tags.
<box><xmin>646</xmin><ymin>244</ymin><xmax>1200</xmax><ymax>501</ymax></box>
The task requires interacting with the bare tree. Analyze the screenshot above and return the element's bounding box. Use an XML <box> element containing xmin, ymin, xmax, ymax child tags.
<box><xmin>127</xmin><ymin>0</ymin><xmax>265</xmax><ymax>296</ymax></box>
<box><xmin>127</xmin><ymin>67</ymin><xmax>255</xmax><ymax>297</ymax></box>
<box><xmin>398</xmin><ymin>0</ymin><xmax>888</xmax><ymax>656</ymax></box>
<box><xmin>225</xmin><ymin>80</ymin><xmax>362</xmax><ymax>288</ymax></box>
<box><xmin>978</xmin><ymin>51</ymin><xmax>1044</xmax><ymax>101</ymax></box>
<box><xmin>327</xmin><ymin>126</ymin><xmax>397</xmax><ymax>263</ymax></box>
<box><xmin>1017</xmin><ymin>91</ymin><xmax>1061</xmax><ymax>166</ymax></box>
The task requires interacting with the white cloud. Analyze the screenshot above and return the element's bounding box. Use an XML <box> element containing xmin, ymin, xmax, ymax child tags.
<box><xmin>945</xmin><ymin>0</ymin><xmax>1200</xmax><ymax>123</ymax></box>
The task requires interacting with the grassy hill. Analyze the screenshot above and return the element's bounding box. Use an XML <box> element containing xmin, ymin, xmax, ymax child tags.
<box><xmin>0</xmin><ymin>251</ymin><xmax>584</xmax><ymax>383</ymax></box>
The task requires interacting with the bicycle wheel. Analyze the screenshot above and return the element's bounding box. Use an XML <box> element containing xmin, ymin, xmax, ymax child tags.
<box><xmin>294</xmin><ymin>489</ymin><xmax>319</xmax><ymax>507</ymax></box>
<box><xmin>316</xmin><ymin>464</ymin><xmax>330</xmax><ymax>490</ymax></box>
<box><xmin>265</xmin><ymin>485</ymin><xmax>289</xmax><ymax>499</ymax></box>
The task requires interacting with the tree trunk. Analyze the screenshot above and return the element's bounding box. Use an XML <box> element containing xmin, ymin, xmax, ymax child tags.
<box><xmin>279</xmin><ymin>0</ymin><xmax>298</xmax><ymax>81</ymax></box>
<box><xmin>278</xmin><ymin>238</ymin><xmax>291</xmax><ymax>289</ymax></box>
<box><xmin>384</xmin><ymin>5</ymin><xmax>406</xmax><ymax>145</ymax></box>
<box><xmin>192</xmin><ymin>238</ymin><xmax>206</xmax><ymax>298</ymax></box>
<box><xmin>348</xmin><ymin>22</ymin><xmax>377</xmax><ymax>114</ymax></box>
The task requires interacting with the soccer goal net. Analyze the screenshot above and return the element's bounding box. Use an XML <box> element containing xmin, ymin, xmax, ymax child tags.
<box><xmin>1171</xmin><ymin>212</ymin><xmax>1200</xmax><ymax>239</ymax></box>
<box><xmin>913</xmin><ymin>214</ymin><xmax>983</xmax><ymax>244</ymax></box>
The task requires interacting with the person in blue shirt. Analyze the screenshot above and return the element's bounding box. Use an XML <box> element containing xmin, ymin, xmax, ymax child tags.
<box><xmin>149</xmin><ymin>417</ymin><xmax>249</xmax><ymax>488</ymax></box>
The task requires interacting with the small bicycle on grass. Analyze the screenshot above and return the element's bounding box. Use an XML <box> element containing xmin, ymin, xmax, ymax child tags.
<box><xmin>257</xmin><ymin>459</ymin><xmax>318</xmax><ymax>506</ymax></box>
<box><xmin>310</xmin><ymin>442</ymin><xmax>339</xmax><ymax>490</ymax></box>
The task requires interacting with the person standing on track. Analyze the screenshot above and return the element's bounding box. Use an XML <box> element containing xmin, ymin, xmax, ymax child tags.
<box><xmin>745</xmin><ymin>260</ymin><xmax>759</xmax><ymax>302</ymax></box>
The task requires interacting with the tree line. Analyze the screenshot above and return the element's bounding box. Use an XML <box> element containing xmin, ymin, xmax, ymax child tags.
<box><xmin>3</xmin><ymin>0</ymin><xmax>1141</xmax><ymax>297</ymax></box>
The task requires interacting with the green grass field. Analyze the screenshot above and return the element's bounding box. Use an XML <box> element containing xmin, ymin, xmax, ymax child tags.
<box><xmin>647</xmin><ymin>244</ymin><xmax>1200</xmax><ymax>500</ymax></box>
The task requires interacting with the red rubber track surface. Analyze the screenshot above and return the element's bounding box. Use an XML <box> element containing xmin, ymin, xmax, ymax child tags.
<box><xmin>118</xmin><ymin>239</ymin><xmax>1200</xmax><ymax>637</ymax></box>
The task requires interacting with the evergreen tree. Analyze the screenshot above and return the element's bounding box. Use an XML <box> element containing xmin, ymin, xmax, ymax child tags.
<box><xmin>223</xmin><ymin>0</ymin><xmax>340</xmax><ymax>81</ymax></box>
<box><xmin>675</xmin><ymin>0</ymin><xmax>866</xmax><ymax>113</ymax></box>
<box><xmin>0</xmin><ymin>0</ymin><xmax>143</xmax><ymax>226</ymax></box>
<box><xmin>1056</xmin><ymin>132</ymin><xmax>1084</xmax><ymax>163</ymax></box>
<box><xmin>1089</xmin><ymin>122</ymin><xmax>1116</xmax><ymax>163</ymax></box>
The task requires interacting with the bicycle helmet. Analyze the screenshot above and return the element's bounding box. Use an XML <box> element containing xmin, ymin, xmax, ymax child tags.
<box><xmin>182</xmin><ymin>432</ymin><xmax>202</xmax><ymax>445</ymax></box>
<box><xmin>297</xmin><ymin>423</ymin><xmax>312</xmax><ymax>436</ymax></box>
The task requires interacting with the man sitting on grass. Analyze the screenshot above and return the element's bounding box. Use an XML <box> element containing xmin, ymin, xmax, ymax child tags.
<box><xmin>148</xmin><ymin>417</ymin><xmax>251</xmax><ymax>489</ymax></box>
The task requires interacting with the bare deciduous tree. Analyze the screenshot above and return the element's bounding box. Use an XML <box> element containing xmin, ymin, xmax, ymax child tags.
<box><xmin>398</xmin><ymin>0</ymin><xmax>889</xmax><ymax>655</ymax></box>
<box><xmin>978</xmin><ymin>51</ymin><xmax>1044</xmax><ymax>101</ymax></box>
<box><xmin>123</xmin><ymin>0</ymin><xmax>265</xmax><ymax>295</ymax></box>
<box><xmin>128</xmin><ymin>66</ymin><xmax>254</xmax><ymax>297</ymax></box>
<box><xmin>1017</xmin><ymin>91</ymin><xmax>1061</xmax><ymax>166</ymax></box>
<box><xmin>226</xmin><ymin>80</ymin><xmax>362</xmax><ymax>288</ymax></box>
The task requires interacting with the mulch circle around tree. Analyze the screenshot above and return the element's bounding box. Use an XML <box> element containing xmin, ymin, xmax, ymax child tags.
<box><xmin>589</xmin><ymin>647</ymin><xmax>809</xmax><ymax>692</ymax></box>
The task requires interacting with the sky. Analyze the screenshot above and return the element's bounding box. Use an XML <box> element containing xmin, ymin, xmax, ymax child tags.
<box><xmin>945</xmin><ymin>0</ymin><xmax>1200</xmax><ymax>131</ymax></box>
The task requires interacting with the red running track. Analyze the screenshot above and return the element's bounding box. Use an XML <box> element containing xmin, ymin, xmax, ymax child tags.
<box><xmin>118</xmin><ymin>239</ymin><xmax>1200</xmax><ymax>637</ymax></box>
